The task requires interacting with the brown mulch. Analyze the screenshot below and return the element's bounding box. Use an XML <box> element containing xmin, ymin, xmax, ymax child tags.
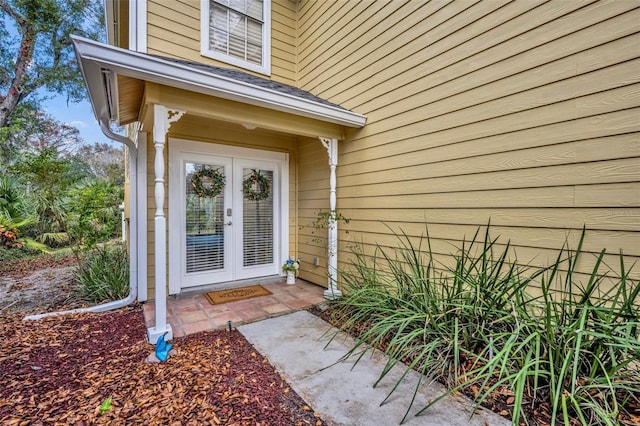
<box><xmin>1</xmin><ymin>255</ymin><xmax>323</xmax><ymax>425</ymax></box>
<box><xmin>0</xmin><ymin>306</ymin><xmax>324</xmax><ymax>425</ymax></box>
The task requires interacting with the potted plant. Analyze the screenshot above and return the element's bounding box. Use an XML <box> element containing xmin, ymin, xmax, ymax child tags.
<box><xmin>282</xmin><ymin>257</ymin><xmax>300</xmax><ymax>284</ymax></box>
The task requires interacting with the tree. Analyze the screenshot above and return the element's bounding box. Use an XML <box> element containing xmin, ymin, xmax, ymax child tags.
<box><xmin>73</xmin><ymin>142</ymin><xmax>125</xmax><ymax>186</ymax></box>
<box><xmin>0</xmin><ymin>0</ymin><xmax>103</xmax><ymax>128</ymax></box>
<box><xmin>2</xmin><ymin>108</ymin><xmax>82</xmax><ymax>162</ymax></box>
<box><xmin>7</xmin><ymin>145</ymin><xmax>124</xmax><ymax>251</ymax></box>
<box><xmin>0</xmin><ymin>100</ymin><xmax>39</xmax><ymax>164</ymax></box>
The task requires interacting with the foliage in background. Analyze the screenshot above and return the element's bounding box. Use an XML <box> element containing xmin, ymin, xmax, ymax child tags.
<box><xmin>72</xmin><ymin>143</ymin><xmax>125</xmax><ymax>186</ymax></box>
<box><xmin>0</xmin><ymin>173</ymin><xmax>47</xmax><ymax>254</ymax></box>
<box><xmin>8</xmin><ymin>110</ymin><xmax>83</xmax><ymax>155</ymax></box>
<box><xmin>1</xmin><ymin>147</ymin><xmax>123</xmax><ymax>253</ymax></box>
<box><xmin>74</xmin><ymin>243</ymin><xmax>129</xmax><ymax>303</ymax></box>
<box><xmin>330</xmin><ymin>224</ymin><xmax>639</xmax><ymax>425</ymax></box>
<box><xmin>0</xmin><ymin>0</ymin><xmax>104</xmax><ymax>131</ymax></box>
<box><xmin>9</xmin><ymin>147</ymin><xmax>81</xmax><ymax>245</ymax></box>
<box><xmin>65</xmin><ymin>178</ymin><xmax>123</xmax><ymax>249</ymax></box>
<box><xmin>0</xmin><ymin>173</ymin><xmax>29</xmax><ymax>222</ymax></box>
<box><xmin>0</xmin><ymin>213</ymin><xmax>26</xmax><ymax>248</ymax></box>
<box><xmin>0</xmin><ymin>0</ymin><xmax>126</xmax><ymax>306</ymax></box>
<box><xmin>0</xmin><ymin>243</ymin><xmax>38</xmax><ymax>262</ymax></box>
<box><xmin>0</xmin><ymin>102</ymin><xmax>40</xmax><ymax>164</ymax></box>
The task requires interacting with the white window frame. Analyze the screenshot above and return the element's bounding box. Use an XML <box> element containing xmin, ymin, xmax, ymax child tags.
<box><xmin>200</xmin><ymin>0</ymin><xmax>271</xmax><ymax>75</ymax></box>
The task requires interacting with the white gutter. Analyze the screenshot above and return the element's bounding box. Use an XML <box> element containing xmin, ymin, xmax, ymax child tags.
<box><xmin>24</xmin><ymin>120</ymin><xmax>139</xmax><ymax>321</ymax></box>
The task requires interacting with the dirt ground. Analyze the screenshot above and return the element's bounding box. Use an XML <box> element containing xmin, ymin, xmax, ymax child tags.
<box><xmin>0</xmin><ymin>255</ymin><xmax>81</xmax><ymax>316</ymax></box>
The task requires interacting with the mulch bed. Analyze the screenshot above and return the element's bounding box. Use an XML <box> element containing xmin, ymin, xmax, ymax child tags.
<box><xmin>0</xmin><ymin>306</ymin><xmax>323</xmax><ymax>425</ymax></box>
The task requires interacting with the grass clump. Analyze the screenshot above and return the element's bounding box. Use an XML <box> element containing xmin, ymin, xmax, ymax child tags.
<box><xmin>74</xmin><ymin>243</ymin><xmax>129</xmax><ymax>303</ymax></box>
<box><xmin>331</xmin><ymin>224</ymin><xmax>639</xmax><ymax>425</ymax></box>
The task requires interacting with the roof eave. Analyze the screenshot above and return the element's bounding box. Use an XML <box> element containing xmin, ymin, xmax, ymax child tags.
<box><xmin>72</xmin><ymin>35</ymin><xmax>367</xmax><ymax>129</ymax></box>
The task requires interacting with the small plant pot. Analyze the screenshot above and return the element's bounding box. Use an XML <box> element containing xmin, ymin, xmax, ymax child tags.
<box><xmin>286</xmin><ymin>271</ymin><xmax>295</xmax><ymax>284</ymax></box>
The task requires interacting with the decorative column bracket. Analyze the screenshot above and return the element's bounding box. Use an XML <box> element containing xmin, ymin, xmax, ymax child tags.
<box><xmin>319</xmin><ymin>137</ymin><xmax>342</xmax><ymax>300</ymax></box>
<box><xmin>147</xmin><ymin>104</ymin><xmax>185</xmax><ymax>344</ymax></box>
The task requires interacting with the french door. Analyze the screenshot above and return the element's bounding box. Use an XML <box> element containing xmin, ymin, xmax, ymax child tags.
<box><xmin>169</xmin><ymin>141</ymin><xmax>285</xmax><ymax>292</ymax></box>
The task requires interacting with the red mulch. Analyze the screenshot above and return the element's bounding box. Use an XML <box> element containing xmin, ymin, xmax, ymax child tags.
<box><xmin>0</xmin><ymin>307</ymin><xmax>323</xmax><ymax>425</ymax></box>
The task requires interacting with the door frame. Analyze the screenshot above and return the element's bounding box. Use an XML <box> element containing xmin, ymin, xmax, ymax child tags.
<box><xmin>168</xmin><ymin>138</ymin><xmax>289</xmax><ymax>295</ymax></box>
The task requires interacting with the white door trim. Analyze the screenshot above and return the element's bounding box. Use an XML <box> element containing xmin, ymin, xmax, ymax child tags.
<box><xmin>168</xmin><ymin>138</ymin><xmax>288</xmax><ymax>294</ymax></box>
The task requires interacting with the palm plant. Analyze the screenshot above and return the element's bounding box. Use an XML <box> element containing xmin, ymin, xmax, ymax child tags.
<box><xmin>0</xmin><ymin>174</ymin><xmax>28</xmax><ymax>222</ymax></box>
<box><xmin>0</xmin><ymin>174</ymin><xmax>47</xmax><ymax>254</ymax></box>
<box><xmin>0</xmin><ymin>211</ymin><xmax>47</xmax><ymax>253</ymax></box>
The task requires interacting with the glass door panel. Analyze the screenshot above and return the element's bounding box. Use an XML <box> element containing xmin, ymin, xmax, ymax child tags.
<box><xmin>185</xmin><ymin>162</ymin><xmax>225</xmax><ymax>273</ymax></box>
<box><xmin>234</xmin><ymin>159</ymin><xmax>278</xmax><ymax>280</ymax></box>
<box><xmin>178</xmin><ymin>155</ymin><xmax>233</xmax><ymax>288</ymax></box>
<box><xmin>242</xmin><ymin>168</ymin><xmax>274</xmax><ymax>267</ymax></box>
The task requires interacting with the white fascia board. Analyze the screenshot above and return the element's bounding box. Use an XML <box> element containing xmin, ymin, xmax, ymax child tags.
<box><xmin>72</xmin><ymin>36</ymin><xmax>367</xmax><ymax>128</ymax></box>
<box><xmin>73</xmin><ymin>39</ymin><xmax>111</xmax><ymax>125</ymax></box>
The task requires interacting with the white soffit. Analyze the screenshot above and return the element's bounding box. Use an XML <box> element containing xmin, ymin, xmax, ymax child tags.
<box><xmin>71</xmin><ymin>36</ymin><xmax>367</xmax><ymax>128</ymax></box>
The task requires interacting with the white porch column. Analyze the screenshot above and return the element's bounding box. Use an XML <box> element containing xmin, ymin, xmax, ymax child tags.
<box><xmin>147</xmin><ymin>104</ymin><xmax>185</xmax><ymax>343</ymax></box>
<box><xmin>320</xmin><ymin>137</ymin><xmax>342</xmax><ymax>299</ymax></box>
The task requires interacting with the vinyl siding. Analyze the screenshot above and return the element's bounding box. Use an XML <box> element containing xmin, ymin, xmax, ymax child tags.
<box><xmin>296</xmin><ymin>138</ymin><xmax>332</xmax><ymax>285</ymax></box>
<box><xmin>295</xmin><ymin>0</ymin><xmax>640</xmax><ymax>287</ymax></box>
<box><xmin>146</xmin><ymin>0</ymin><xmax>297</xmax><ymax>85</ymax></box>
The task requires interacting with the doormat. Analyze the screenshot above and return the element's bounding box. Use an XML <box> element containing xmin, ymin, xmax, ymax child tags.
<box><xmin>203</xmin><ymin>285</ymin><xmax>272</xmax><ymax>305</ymax></box>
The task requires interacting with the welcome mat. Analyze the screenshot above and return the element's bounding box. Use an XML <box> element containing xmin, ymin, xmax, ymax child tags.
<box><xmin>203</xmin><ymin>285</ymin><xmax>272</xmax><ymax>305</ymax></box>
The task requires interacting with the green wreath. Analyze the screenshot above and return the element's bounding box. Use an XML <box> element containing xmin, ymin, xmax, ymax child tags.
<box><xmin>243</xmin><ymin>169</ymin><xmax>271</xmax><ymax>201</ymax></box>
<box><xmin>191</xmin><ymin>167</ymin><xmax>226</xmax><ymax>198</ymax></box>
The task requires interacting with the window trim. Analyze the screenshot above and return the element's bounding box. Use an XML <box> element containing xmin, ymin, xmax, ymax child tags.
<box><xmin>201</xmin><ymin>0</ymin><xmax>271</xmax><ymax>75</ymax></box>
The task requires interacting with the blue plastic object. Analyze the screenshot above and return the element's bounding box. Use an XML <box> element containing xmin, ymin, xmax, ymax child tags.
<box><xmin>155</xmin><ymin>333</ymin><xmax>173</xmax><ymax>362</ymax></box>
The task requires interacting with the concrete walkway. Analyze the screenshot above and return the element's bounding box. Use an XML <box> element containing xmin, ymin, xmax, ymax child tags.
<box><xmin>239</xmin><ymin>310</ymin><xmax>511</xmax><ymax>426</ymax></box>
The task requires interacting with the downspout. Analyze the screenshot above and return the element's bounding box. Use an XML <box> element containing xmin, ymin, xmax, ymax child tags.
<box><xmin>24</xmin><ymin>120</ymin><xmax>139</xmax><ymax>320</ymax></box>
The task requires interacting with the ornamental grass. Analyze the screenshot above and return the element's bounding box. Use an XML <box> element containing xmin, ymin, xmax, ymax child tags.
<box><xmin>328</xmin><ymin>224</ymin><xmax>640</xmax><ymax>425</ymax></box>
<box><xmin>74</xmin><ymin>243</ymin><xmax>130</xmax><ymax>303</ymax></box>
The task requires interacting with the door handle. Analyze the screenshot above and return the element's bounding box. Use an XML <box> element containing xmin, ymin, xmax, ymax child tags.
<box><xmin>225</xmin><ymin>221</ymin><xmax>232</xmax><ymax>226</ymax></box>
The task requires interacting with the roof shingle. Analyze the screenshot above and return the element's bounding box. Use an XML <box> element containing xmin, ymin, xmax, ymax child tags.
<box><xmin>150</xmin><ymin>54</ymin><xmax>346</xmax><ymax>110</ymax></box>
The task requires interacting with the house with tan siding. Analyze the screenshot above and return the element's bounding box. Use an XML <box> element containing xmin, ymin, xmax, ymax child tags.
<box><xmin>73</xmin><ymin>0</ymin><xmax>640</xmax><ymax>341</ymax></box>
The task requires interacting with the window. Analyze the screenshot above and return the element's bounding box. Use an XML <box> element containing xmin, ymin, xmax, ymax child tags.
<box><xmin>201</xmin><ymin>0</ymin><xmax>271</xmax><ymax>75</ymax></box>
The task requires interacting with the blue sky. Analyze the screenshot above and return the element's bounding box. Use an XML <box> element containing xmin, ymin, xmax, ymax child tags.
<box><xmin>40</xmin><ymin>95</ymin><xmax>116</xmax><ymax>146</ymax></box>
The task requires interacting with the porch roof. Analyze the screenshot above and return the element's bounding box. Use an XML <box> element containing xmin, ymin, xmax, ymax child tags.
<box><xmin>71</xmin><ymin>36</ymin><xmax>367</xmax><ymax>133</ymax></box>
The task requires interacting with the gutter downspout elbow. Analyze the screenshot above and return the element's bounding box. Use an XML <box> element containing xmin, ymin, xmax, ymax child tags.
<box><xmin>24</xmin><ymin>120</ymin><xmax>139</xmax><ymax>321</ymax></box>
<box><xmin>99</xmin><ymin>120</ymin><xmax>137</xmax><ymax>151</ymax></box>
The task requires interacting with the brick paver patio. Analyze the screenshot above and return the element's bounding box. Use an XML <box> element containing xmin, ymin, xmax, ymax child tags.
<box><xmin>142</xmin><ymin>279</ymin><xmax>326</xmax><ymax>338</ymax></box>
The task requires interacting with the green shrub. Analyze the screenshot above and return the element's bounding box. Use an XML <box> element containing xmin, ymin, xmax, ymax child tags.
<box><xmin>65</xmin><ymin>178</ymin><xmax>123</xmax><ymax>248</ymax></box>
<box><xmin>0</xmin><ymin>246</ymin><xmax>39</xmax><ymax>262</ymax></box>
<box><xmin>74</xmin><ymin>244</ymin><xmax>129</xmax><ymax>303</ymax></box>
<box><xmin>331</xmin><ymin>224</ymin><xmax>639</xmax><ymax>425</ymax></box>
